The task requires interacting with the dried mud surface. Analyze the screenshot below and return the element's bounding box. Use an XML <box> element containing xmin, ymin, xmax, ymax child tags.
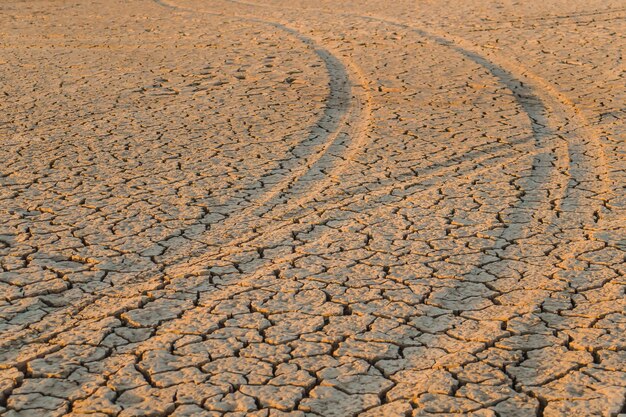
<box><xmin>1</xmin><ymin>0</ymin><xmax>625</xmax><ymax>416</ymax></box>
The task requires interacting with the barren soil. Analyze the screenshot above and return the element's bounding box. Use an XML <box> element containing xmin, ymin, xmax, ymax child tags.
<box><xmin>1</xmin><ymin>0</ymin><xmax>625</xmax><ymax>416</ymax></box>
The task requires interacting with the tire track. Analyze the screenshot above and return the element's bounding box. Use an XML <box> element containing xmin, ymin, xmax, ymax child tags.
<box><xmin>156</xmin><ymin>0</ymin><xmax>568</xmax><ymax>279</ymax></box>
<box><xmin>154</xmin><ymin>0</ymin><xmax>372</xmax><ymax>214</ymax></box>
<box><xmin>223</xmin><ymin>0</ymin><xmax>611</xmax><ymax>231</ymax></box>
<box><xmin>141</xmin><ymin>0</ymin><xmax>373</xmax><ymax>269</ymax></box>
<box><xmin>154</xmin><ymin>1</ymin><xmax>567</xmax><ymax>288</ymax></box>
<box><xmin>15</xmin><ymin>0</ymin><xmax>599</xmax><ymax>346</ymax></box>
<box><xmin>0</xmin><ymin>0</ymin><xmax>372</xmax><ymax>355</ymax></box>
<box><xmin>211</xmin><ymin>5</ymin><xmax>618</xmax><ymax>413</ymax></box>
<box><xmin>2</xmin><ymin>2</ymin><xmax>620</xmax><ymax>415</ymax></box>
<box><xmin>339</xmin><ymin>12</ymin><xmax>615</xmax><ymax>414</ymax></box>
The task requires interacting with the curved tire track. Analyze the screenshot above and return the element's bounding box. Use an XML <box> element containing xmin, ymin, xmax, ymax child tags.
<box><xmin>146</xmin><ymin>0</ymin><xmax>373</xmax><ymax>272</ymax></box>
<box><xmin>0</xmin><ymin>0</ymin><xmax>372</xmax><ymax>356</ymax></box>
<box><xmin>155</xmin><ymin>0</ymin><xmax>371</xmax><ymax>213</ymax></box>
<box><xmin>211</xmin><ymin>8</ymin><xmax>617</xmax><ymax>412</ymax></box>
<box><xmin>158</xmin><ymin>0</ymin><xmax>571</xmax><ymax>281</ymax></box>
<box><xmin>223</xmin><ymin>0</ymin><xmax>610</xmax><ymax>233</ymax></box>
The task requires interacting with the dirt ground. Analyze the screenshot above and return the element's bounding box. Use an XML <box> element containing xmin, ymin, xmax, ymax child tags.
<box><xmin>0</xmin><ymin>0</ymin><xmax>625</xmax><ymax>415</ymax></box>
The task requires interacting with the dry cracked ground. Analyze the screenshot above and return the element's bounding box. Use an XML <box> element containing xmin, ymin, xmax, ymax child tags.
<box><xmin>0</xmin><ymin>0</ymin><xmax>625</xmax><ymax>416</ymax></box>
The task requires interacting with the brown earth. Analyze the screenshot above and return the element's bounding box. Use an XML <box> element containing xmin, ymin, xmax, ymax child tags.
<box><xmin>0</xmin><ymin>0</ymin><xmax>625</xmax><ymax>416</ymax></box>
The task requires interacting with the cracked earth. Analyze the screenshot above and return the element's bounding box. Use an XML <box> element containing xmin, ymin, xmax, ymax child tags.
<box><xmin>1</xmin><ymin>0</ymin><xmax>625</xmax><ymax>416</ymax></box>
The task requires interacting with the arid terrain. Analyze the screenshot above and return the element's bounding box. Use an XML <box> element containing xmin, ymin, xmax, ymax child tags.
<box><xmin>1</xmin><ymin>0</ymin><xmax>625</xmax><ymax>416</ymax></box>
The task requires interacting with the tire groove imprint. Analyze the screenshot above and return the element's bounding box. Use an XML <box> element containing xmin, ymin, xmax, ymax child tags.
<box><xmin>206</xmin><ymin>1</ymin><xmax>622</xmax><ymax>415</ymax></box>
<box><xmin>225</xmin><ymin>0</ymin><xmax>611</xmax><ymax>226</ymax></box>
<box><xmin>0</xmin><ymin>0</ymin><xmax>370</xmax><ymax>341</ymax></box>
<box><xmin>156</xmin><ymin>0</ymin><xmax>567</xmax><ymax>279</ymax></box>
<box><xmin>149</xmin><ymin>0</ymin><xmax>373</xmax><ymax>275</ymax></box>
<box><xmin>155</xmin><ymin>0</ymin><xmax>373</xmax><ymax>210</ymax></box>
<box><xmin>215</xmin><ymin>1</ymin><xmax>597</xmax><ymax>253</ymax></box>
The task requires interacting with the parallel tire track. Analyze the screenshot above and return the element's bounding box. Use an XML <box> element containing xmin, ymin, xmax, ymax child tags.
<box><xmin>1</xmin><ymin>0</ymin><xmax>372</xmax><ymax>351</ymax></box>
<box><xmin>152</xmin><ymin>0</ymin><xmax>569</xmax><ymax>281</ymax></box>
<box><xmin>155</xmin><ymin>0</ymin><xmax>372</xmax><ymax>213</ymax></box>
<box><xmin>222</xmin><ymin>0</ymin><xmax>611</xmax><ymax>233</ymax></box>
<box><xmin>147</xmin><ymin>0</ymin><xmax>373</xmax><ymax>274</ymax></box>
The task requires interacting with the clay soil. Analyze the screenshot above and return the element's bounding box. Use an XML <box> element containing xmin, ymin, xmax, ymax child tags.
<box><xmin>1</xmin><ymin>0</ymin><xmax>625</xmax><ymax>416</ymax></box>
